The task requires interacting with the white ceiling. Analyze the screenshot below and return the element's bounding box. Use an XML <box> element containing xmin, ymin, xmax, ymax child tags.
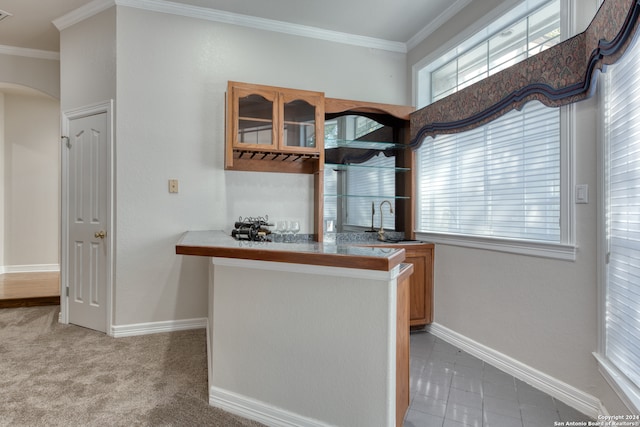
<box><xmin>0</xmin><ymin>0</ymin><xmax>90</xmax><ymax>52</ymax></box>
<box><xmin>0</xmin><ymin>0</ymin><xmax>471</xmax><ymax>53</ymax></box>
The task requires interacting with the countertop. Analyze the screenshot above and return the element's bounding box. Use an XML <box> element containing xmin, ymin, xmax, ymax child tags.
<box><xmin>176</xmin><ymin>230</ymin><xmax>406</xmax><ymax>271</ymax></box>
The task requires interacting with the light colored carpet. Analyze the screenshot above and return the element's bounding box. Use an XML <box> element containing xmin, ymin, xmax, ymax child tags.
<box><xmin>0</xmin><ymin>306</ymin><xmax>265</xmax><ymax>427</ymax></box>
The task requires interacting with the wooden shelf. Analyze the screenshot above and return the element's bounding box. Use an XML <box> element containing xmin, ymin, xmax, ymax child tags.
<box><xmin>230</xmin><ymin>149</ymin><xmax>321</xmax><ymax>174</ymax></box>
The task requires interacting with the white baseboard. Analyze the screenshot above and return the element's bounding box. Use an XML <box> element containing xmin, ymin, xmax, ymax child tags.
<box><xmin>428</xmin><ymin>323</ymin><xmax>603</xmax><ymax>419</ymax></box>
<box><xmin>110</xmin><ymin>317</ymin><xmax>207</xmax><ymax>338</ymax></box>
<box><xmin>209</xmin><ymin>386</ymin><xmax>330</xmax><ymax>427</ymax></box>
<box><xmin>0</xmin><ymin>264</ymin><xmax>60</xmax><ymax>274</ymax></box>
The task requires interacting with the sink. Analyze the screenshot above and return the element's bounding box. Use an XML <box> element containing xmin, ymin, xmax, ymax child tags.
<box><xmin>377</xmin><ymin>238</ymin><xmax>422</xmax><ymax>244</ymax></box>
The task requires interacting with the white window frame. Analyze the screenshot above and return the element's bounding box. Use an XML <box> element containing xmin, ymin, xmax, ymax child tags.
<box><xmin>595</xmin><ymin>56</ymin><xmax>640</xmax><ymax>414</ymax></box>
<box><xmin>411</xmin><ymin>0</ymin><xmax>576</xmax><ymax>260</ymax></box>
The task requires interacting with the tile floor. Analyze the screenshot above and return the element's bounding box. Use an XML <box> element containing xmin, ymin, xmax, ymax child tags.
<box><xmin>405</xmin><ymin>331</ymin><xmax>593</xmax><ymax>427</ymax></box>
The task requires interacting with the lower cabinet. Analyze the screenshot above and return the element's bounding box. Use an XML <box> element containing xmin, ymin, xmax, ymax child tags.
<box><xmin>365</xmin><ymin>242</ymin><xmax>434</xmax><ymax>328</ymax></box>
<box><xmin>404</xmin><ymin>244</ymin><xmax>434</xmax><ymax>327</ymax></box>
<box><xmin>376</xmin><ymin>243</ymin><xmax>434</xmax><ymax>329</ymax></box>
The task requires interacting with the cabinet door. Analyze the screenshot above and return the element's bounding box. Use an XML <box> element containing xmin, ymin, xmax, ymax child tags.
<box><xmin>280</xmin><ymin>89</ymin><xmax>324</xmax><ymax>153</ymax></box>
<box><xmin>231</xmin><ymin>85</ymin><xmax>278</xmax><ymax>150</ymax></box>
<box><xmin>405</xmin><ymin>246</ymin><xmax>433</xmax><ymax>327</ymax></box>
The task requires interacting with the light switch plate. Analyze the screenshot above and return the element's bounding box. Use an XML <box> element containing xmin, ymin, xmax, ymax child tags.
<box><xmin>576</xmin><ymin>184</ymin><xmax>588</xmax><ymax>204</ymax></box>
<box><xmin>169</xmin><ymin>179</ymin><xmax>179</xmax><ymax>193</ymax></box>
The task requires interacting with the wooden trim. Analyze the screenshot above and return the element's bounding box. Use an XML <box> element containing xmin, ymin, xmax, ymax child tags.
<box><xmin>396</xmin><ymin>263</ymin><xmax>413</xmax><ymax>426</ymax></box>
<box><xmin>314</xmin><ymin>169</ymin><xmax>324</xmax><ymax>242</ymax></box>
<box><xmin>394</xmin><ymin>124</ymin><xmax>415</xmax><ymax>237</ymax></box>
<box><xmin>0</xmin><ymin>296</ymin><xmax>60</xmax><ymax>308</ymax></box>
<box><xmin>176</xmin><ymin>244</ymin><xmax>405</xmax><ymax>272</ymax></box>
<box><xmin>325</xmin><ymin>97</ymin><xmax>414</xmax><ymax>120</ymax></box>
<box><xmin>225</xmin><ymin>84</ymin><xmax>234</xmax><ymax>169</ymax></box>
<box><xmin>226</xmin><ymin>157</ymin><xmax>319</xmax><ymax>174</ymax></box>
<box><xmin>406</xmin><ymin>150</ymin><xmax>417</xmax><ymax>240</ymax></box>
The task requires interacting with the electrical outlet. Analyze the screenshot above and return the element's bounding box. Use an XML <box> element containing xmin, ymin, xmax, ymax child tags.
<box><xmin>168</xmin><ymin>179</ymin><xmax>179</xmax><ymax>193</ymax></box>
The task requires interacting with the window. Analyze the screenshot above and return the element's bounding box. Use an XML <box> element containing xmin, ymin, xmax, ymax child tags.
<box><xmin>431</xmin><ymin>1</ymin><xmax>560</xmax><ymax>102</ymax></box>
<box><xmin>413</xmin><ymin>0</ymin><xmax>574</xmax><ymax>258</ymax></box>
<box><xmin>417</xmin><ymin>101</ymin><xmax>560</xmax><ymax>242</ymax></box>
<box><xmin>417</xmin><ymin>0</ymin><xmax>562</xmax><ymax>107</ymax></box>
<box><xmin>597</xmin><ymin>34</ymin><xmax>640</xmax><ymax>412</ymax></box>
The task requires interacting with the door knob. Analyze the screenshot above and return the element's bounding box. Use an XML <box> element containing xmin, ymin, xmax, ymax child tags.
<box><xmin>95</xmin><ymin>230</ymin><xmax>106</xmax><ymax>239</ymax></box>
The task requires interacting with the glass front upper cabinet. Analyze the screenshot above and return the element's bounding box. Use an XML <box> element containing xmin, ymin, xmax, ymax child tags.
<box><xmin>231</xmin><ymin>84</ymin><xmax>278</xmax><ymax>149</ymax></box>
<box><xmin>281</xmin><ymin>94</ymin><xmax>320</xmax><ymax>150</ymax></box>
<box><xmin>237</xmin><ymin>92</ymin><xmax>276</xmax><ymax>146</ymax></box>
<box><xmin>228</xmin><ymin>81</ymin><xmax>324</xmax><ymax>154</ymax></box>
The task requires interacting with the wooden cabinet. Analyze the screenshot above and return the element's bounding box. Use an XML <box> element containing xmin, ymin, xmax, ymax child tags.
<box><xmin>224</xmin><ymin>82</ymin><xmax>416</xmax><ymax>241</ymax></box>
<box><xmin>374</xmin><ymin>243</ymin><xmax>434</xmax><ymax>327</ymax></box>
<box><xmin>404</xmin><ymin>244</ymin><xmax>434</xmax><ymax>327</ymax></box>
<box><xmin>321</xmin><ymin>98</ymin><xmax>415</xmax><ymax>240</ymax></box>
<box><xmin>226</xmin><ymin>81</ymin><xmax>324</xmax><ymax>174</ymax></box>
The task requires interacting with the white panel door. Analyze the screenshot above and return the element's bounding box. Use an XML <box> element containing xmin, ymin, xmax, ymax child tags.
<box><xmin>67</xmin><ymin>112</ymin><xmax>108</xmax><ymax>332</ymax></box>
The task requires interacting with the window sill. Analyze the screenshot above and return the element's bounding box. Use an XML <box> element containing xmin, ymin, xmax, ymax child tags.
<box><xmin>414</xmin><ymin>232</ymin><xmax>577</xmax><ymax>260</ymax></box>
<box><xmin>593</xmin><ymin>352</ymin><xmax>640</xmax><ymax>414</ymax></box>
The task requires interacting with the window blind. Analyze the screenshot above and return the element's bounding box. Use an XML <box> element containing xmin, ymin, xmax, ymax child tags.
<box><xmin>416</xmin><ymin>100</ymin><xmax>561</xmax><ymax>242</ymax></box>
<box><xmin>345</xmin><ymin>153</ymin><xmax>397</xmax><ymax>229</ymax></box>
<box><xmin>604</xmin><ymin>36</ymin><xmax>640</xmax><ymax>394</ymax></box>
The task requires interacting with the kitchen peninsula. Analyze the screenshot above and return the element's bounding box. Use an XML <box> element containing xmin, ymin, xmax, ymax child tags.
<box><xmin>176</xmin><ymin>230</ymin><xmax>412</xmax><ymax>427</ymax></box>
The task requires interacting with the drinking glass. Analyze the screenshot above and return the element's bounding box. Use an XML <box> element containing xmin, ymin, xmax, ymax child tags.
<box><xmin>289</xmin><ymin>220</ymin><xmax>300</xmax><ymax>242</ymax></box>
<box><xmin>275</xmin><ymin>220</ymin><xmax>287</xmax><ymax>243</ymax></box>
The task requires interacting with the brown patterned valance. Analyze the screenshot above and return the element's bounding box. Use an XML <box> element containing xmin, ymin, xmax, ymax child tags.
<box><xmin>410</xmin><ymin>0</ymin><xmax>640</xmax><ymax>147</ymax></box>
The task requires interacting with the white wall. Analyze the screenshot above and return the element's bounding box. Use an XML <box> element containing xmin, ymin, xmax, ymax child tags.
<box><xmin>0</xmin><ymin>93</ymin><xmax>4</xmax><ymax>266</ymax></box>
<box><xmin>111</xmin><ymin>6</ymin><xmax>408</xmax><ymax>325</ymax></box>
<box><xmin>59</xmin><ymin>7</ymin><xmax>116</xmax><ymax>113</ymax></box>
<box><xmin>0</xmin><ymin>54</ymin><xmax>60</xmax><ymax>100</ymax></box>
<box><xmin>1</xmin><ymin>92</ymin><xmax>60</xmax><ymax>269</ymax></box>
<box><xmin>210</xmin><ymin>260</ymin><xmax>398</xmax><ymax>425</ymax></box>
<box><xmin>407</xmin><ymin>0</ymin><xmax>628</xmax><ymax>415</ymax></box>
<box><xmin>0</xmin><ymin>53</ymin><xmax>60</xmax><ymax>271</ymax></box>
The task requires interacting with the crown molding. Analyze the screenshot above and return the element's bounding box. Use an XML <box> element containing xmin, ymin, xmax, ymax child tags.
<box><xmin>406</xmin><ymin>0</ymin><xmax>473</xmax><ymax>51</ymax></box>
<box><xmin>0</xmin><ymin>44</ymin><xmax>59</xmax><ymax>60</ymax></box>
<box><xmin>53</xmin><ymin>0</ymin><xmax>407</xmax><ymax>53</ymax></box>
<box><xmin>53</xmin><ymin>0</ymin><xmax>480</xmax><ymax>53</ymax></box>
<box><xmin>53</xmin><ymin>0</ymin><xmax>115</xmax><ymax>31</ymax></box>
<box><xmin>116</xmin><ymin>0</ymin><xmax>407</xmax><ymax>52</ymax></box>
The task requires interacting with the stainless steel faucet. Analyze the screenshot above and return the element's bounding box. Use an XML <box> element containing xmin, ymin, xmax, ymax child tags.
<box><xmin>378</xmin><ymin>200</ymin><xmax>393</xmax><ymax>241</ymax></box>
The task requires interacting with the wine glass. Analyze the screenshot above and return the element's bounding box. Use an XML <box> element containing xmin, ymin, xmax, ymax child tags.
<box><xmin>289</xmin><ymin>220</ymin><xmax>300</xmax><ymax>243</ymax></box>
<box><xmin>275</xmin><ymin>220</ymin><xmax>287</xmax><ymax>243</ymax></box>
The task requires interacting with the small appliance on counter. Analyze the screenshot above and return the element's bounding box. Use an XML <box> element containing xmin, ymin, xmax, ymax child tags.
<box><xmin>231</xmin><ymin>216</ymin><xmax>272</xmax><ymax>241</ymax></box>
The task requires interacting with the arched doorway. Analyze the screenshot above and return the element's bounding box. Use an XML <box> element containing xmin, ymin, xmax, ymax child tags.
<box><xmin>0</xmin><ymin>83</ymin><xmax>61</xmax><ymax>307</ymax></box>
